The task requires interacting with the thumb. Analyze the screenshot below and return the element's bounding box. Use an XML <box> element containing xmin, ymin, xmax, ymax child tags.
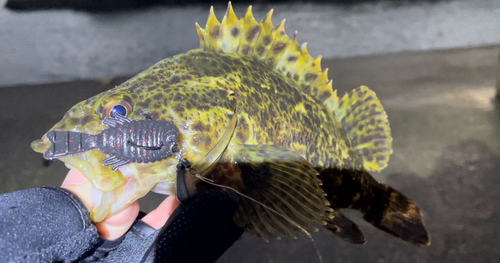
<box><xmin>61</xmin><ymin>168</ymin><xmax>140</xmax><ymax>240</ymax></box>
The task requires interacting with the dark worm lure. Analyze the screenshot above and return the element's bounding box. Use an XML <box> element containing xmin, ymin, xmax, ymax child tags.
<box><xmin>43</xmin><ymin>114</ymin><xmax>179</xmax><ymax>171</ymax></box>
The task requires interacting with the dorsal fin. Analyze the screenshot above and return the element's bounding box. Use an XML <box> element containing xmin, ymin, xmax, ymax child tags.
<box><xmin>195</xmin><ymin>2</ymin><xmax>339</xmax><ymax>113</ymax></box>
<box><xmin>196</xmin><ymin>3</ymin><xmax>392</xmax><ymax>172</ymax></box>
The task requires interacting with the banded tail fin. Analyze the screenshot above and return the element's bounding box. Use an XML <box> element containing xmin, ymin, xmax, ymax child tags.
<box><xmin>319</xmin><ymin>168</ymin><xmax>430</xmax><ymax>246</ymax></box>
<box><xmin>364</xmin><ymin>183</ymin><xmax>431</xmax><ymax>246</ymax></box>
<box><xmin>335</xmin><ymin>86</ymin><xmax>392</xmax><ymax>172</ymax></box>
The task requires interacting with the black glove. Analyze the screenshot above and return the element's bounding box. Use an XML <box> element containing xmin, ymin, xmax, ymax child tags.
<box><xmin>104</xmin><ymin>189</ymin><xmax>244</xmax><ymax>263</ymax></box>
<box><xmin>0</xmin><ymin>187</ymin><xmax>243</xmax><ymax>262</ymax></box>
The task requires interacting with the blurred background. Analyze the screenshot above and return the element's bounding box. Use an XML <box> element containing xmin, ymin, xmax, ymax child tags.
<box><xmin>1</xmin><ymin>0</ymin><xmax>499</xmax><ymax>262</ymax></box>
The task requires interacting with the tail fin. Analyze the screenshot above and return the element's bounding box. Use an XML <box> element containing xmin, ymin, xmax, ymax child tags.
<box><xmin>364</xmin><ymin>183</ymin><xmax>431</xmax><ymax>246</ymax></box>
<box><xmin>319</xmin><ymin>168</ymin><xmax>430</xmax><ymax>246</ymax></box>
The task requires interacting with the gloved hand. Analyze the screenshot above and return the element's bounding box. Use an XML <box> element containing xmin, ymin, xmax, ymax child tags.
<box><xmin>0</xmin><ymin>166</ymin><xmax>244</xmax><ymax>262</ymax></box>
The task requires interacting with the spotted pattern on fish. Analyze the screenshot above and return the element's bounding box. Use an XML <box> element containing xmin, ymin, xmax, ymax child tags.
<box><xmin>30</xmin><ymin>3</ymin><xmax>429</xmax><ymax>246</ymax></box>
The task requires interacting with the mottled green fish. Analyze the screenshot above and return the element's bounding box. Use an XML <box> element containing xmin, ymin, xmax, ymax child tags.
<box><xmin>31</xmin><ymin>3</ymin><xmax>430</xmax><ymax>246</ymax></box>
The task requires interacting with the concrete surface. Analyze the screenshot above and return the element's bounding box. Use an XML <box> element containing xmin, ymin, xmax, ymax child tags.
<box><xmin>1</xmin><ymin>44</ymin><xmax>499</xmax><ymax>262</ymax></box>
<box><xmin>1</xmin><ymin>0</ymin><xmax>500</xmax><ymax>86</ymax></box>
<box><xmin>496</xmin><ymin>51</ymin><xmax>500</xmax><ymax>99</ymax></box>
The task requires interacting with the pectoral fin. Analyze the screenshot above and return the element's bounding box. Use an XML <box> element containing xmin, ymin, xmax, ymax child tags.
<box><xmin>191</xmin><ymin>111</ymin><xmax>238</xmax><ymax>176</ymax></box>
<box><xmin>228</xmin><ymin>144</ymin><xmax>332</xmax><ymax>241</ymax></box>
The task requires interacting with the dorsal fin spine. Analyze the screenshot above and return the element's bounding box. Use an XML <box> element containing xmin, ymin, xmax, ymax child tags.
<box><xmin>206</xmin><ymin>6</ymin><xmax>222</xmax><ymax>51</ymax></box>
<box><xmin>197</xmin><ymin>2</ymin><xmax>340</xmax><ymax>115</ymax></box>
<box><xmin>195</xmin><ymin>22</ymin><xmax>205</xmax><ymax>49</ymax></box>
<box><xmin>253</xmin><ymin>9</ymin><xmax>275</xmax><ymax>60</ymax></box>
<box><xmin>265</xmin><ymin>19</ymin><xmax>289</xmax><ymax>67</ymax></box>
<box><xmin>221</xmin><ymin>3</ymin><xmax>240</xmax><ymax>53</ymax></box>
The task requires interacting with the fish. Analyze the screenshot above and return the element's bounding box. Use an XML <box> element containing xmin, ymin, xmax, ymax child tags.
<box><xmin>31</xmin><ymin>2</ymin><xmax>430</xmax><ymax>246</ymax></box>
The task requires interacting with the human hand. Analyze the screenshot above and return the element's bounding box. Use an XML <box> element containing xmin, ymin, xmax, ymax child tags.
<box><xmin>0</xmin><ymin>167</ymin><xmax>243</xmax><ymax>262</ymax></box>
<box><xmin>59</xmin><ymin>167</ymin><xmax>244</xmax><ymax>262</ymax></box>
<box><xmin>61</xmin><ymin>168</ymin><xmax>180</xmax><ymax>240</ymax></box>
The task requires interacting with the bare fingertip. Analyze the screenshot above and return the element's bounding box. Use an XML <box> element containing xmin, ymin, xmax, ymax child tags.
<box><xmin>103</xmin><ymin>200</ymin><xmax>140</xmax><ymax>225</ymax></box>
<box><xmin>61</xmin><ymin>168</ymin><xmax>87</xmax><ymax>186</ymax></box>
<box><xmin>141</xmin><ymin>195</ymin><xmax>180</xmax><ymax>230</ymax></box>
<box><xmin>97</xmin><ymin>201</ymin><xmax>140</xmax><ymax>240</ymax></box>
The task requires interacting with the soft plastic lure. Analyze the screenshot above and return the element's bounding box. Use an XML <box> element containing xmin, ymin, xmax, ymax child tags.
<box><xmin>43</xmin><ymin>114</ymin><xmax>179</xmax><ymax>171</ymax></box>
<box><xmin>32</xmin><ymin>2</ymin><xmax>430</xmax><ymax>246</ymax></box>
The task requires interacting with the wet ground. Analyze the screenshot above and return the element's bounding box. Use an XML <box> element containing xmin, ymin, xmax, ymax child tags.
<box><xmin>1</xmin><ymin>44</ymin><xmax>499</xmax><ymax>262</ymax></box>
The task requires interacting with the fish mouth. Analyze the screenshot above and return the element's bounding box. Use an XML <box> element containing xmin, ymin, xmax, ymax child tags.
<box><xmin>31</xmin><ymin>136</ymin><xmax>51</xmax><ymax>155</ymax></box>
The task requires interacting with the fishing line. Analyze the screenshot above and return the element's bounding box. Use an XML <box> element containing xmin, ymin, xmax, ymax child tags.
<box><xmin>195</xmin><ymin>173</ymin><xmax>325</xmax><ymax>263</ymax></box>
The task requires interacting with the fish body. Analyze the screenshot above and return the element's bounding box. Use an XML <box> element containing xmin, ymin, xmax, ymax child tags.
<box><xmin>32</xmin><ymin>3</ymin><xmax>429</xmax><ymax>246</ymax></box>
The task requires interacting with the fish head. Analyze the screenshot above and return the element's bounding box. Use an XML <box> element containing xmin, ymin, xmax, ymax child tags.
<box><xmin>31</xmin><ymin>86</ymin><xmax>177</xmax><ymax>193</ymax></box>
<box><xmin>31</xmin><ymin>70</ymin><xmax>237</xmax><ymax>205</ymax></box>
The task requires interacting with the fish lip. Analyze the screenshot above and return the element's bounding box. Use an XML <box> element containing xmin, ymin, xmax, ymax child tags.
<box><xmin>31</xmin><ymin>137</ymin><xmax>51</xmax><ymax>154</ymax></box>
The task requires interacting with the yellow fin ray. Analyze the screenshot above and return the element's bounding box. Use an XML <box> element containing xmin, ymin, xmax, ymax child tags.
<box><xmin>276</xmin><ymin>38</ymin><xmax>303</xmax><ymax>81</ymax></box>
<box><xmin>238</xmin><ymin>6</ymin><xmax>261</xmax><ymax>55</ymax></box>
<box><xmin>220</xmin><ymin>3</ymin><xmax>240</xmax><ymax>53</ymax></box>
<box><xmin>293</xmin><ymin>43</ymin><xmax>314</xmax><ymax>81</ymax></box>
<box><xmin>268</xmin><ymin>175</ymin><xmax>328</xmax><ymax>213</ymax></box>
<box><xmin>253</xmin><ymin>9</ymin><xmax>275</xmax><ymax>59</ymax></box>
<box><xmin>237</xmin><ymin>200</ymin><xmax>274</xmax><ymax>241</ymax></box>
<box><xmin>256</xmin><ymin>174</ymin><xmax>325</xmax><ymax>223</ymax></box>
<box><xmin>270</xmin><ymin>163</ymin><xmax>327</xmax><ymax>205</ymax></box>
<box><xmin>243</xmin><ymin>188</ymin><xmax>299</xmax><ymax>239</ymax></box>
<box><xmin>334</xmin><ymin>86</ymin><xmax>393</xmax><ymax>172</ymax></box>
<box><xmin>204</xmin><ymin>7</ymin><xmax>222</xmax><ymax>51</ymax></box>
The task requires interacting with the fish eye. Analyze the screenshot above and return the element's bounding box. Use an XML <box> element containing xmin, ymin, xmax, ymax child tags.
<box><xmin>103</xmin><ymin>100</ymin><xmax>133</xmax><ymax>118</ymax></box>
<box><xmin>111</xmin><ymin>105</ymin><xmax>127</xmax><ymax>117</ymax></box>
